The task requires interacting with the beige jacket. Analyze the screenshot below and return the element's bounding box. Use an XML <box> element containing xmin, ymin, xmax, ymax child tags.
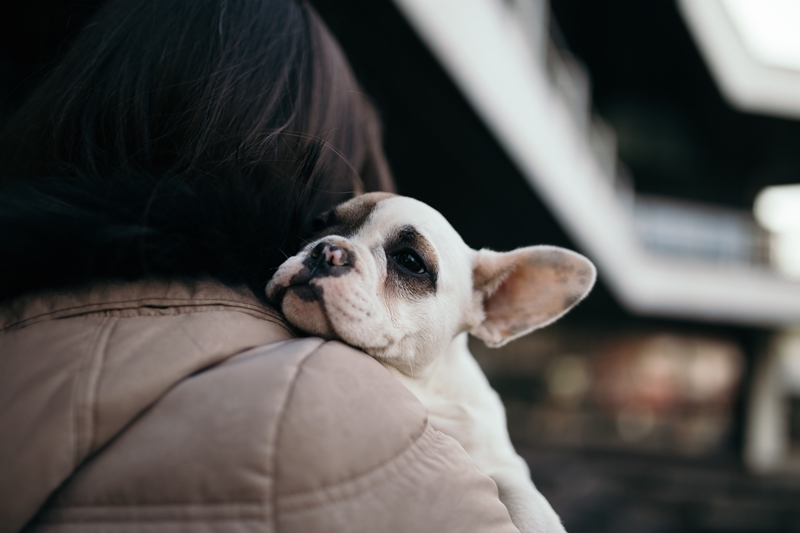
<box><xmin>0</xmin><ymin>281</ymin><xmax>519</xmax><ymax>533</ymax></box>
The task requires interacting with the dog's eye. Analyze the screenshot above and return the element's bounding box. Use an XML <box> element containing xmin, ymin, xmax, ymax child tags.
<box><xmin>391</xmin><ymin>250</ymin><xmax>427</xmax><ymax>274</ymax></box>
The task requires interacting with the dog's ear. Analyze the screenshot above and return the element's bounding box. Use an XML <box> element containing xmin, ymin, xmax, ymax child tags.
<box><xmin>470</xmin><ymin>246</ymin><xmax>596</xmax><ymax>348</ymax></box>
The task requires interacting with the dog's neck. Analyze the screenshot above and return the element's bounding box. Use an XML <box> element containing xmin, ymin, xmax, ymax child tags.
<box><xmin>382</xmin><ymin>332</ymin><xmax>475</xmax><ymax>397</ymax></box>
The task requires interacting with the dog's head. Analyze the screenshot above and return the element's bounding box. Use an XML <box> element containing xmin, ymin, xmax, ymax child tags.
<box><xmin>266</xmin><ymin>193</ymin><xmax>596</xmax><ymax>373</ymax></box>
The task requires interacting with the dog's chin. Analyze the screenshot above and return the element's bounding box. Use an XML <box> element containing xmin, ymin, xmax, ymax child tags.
<box><xmin>277</xmin><ymin>282</ymin><xmax>397</xmax><ymax>354</ymax></box>
<box><xmin>280</xmin><ymin>288</ymin><xmax>336</xmax><ymax>339</ymax></box>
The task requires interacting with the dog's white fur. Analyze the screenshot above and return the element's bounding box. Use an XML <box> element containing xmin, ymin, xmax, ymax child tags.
<box><xmin>266</xmin><ymin>193</ymin><xmax>596</xmax><ymax>533</ymax></box>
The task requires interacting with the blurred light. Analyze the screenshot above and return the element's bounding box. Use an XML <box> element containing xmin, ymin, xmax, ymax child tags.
<box><xmin>486</xmin><ymin>330</ymin><xmax>743</xmax><ymax>455</ymax></box>
<box><xmin>754</xmin><ymin>184</ymin><xmax>800</xmax><ymax>233</ymax></box>
<box><xmin>770</xmin><ymin>233</ymin><xmax>800</xmax><ymax>279</ymax></box>
<box><xmin>746</xmin><ymin>328</ymin><xmax>800</xmax><ymax>471</ymax></box>
<box><xmin>686</xmin><ymin>344</ymin><xmax>740</xmax><ymax>400</ymax></box>
<box><xmin>616</xmin><ymin>407</ymin><xmax>656</xmax><ymax>442</ymax></box>
<box><xmin>547</xmin><ymin>355</ymin><xmax>590</xmax><ymax>402</ymax></box>
<box><xmin>678</xmin><ymin>0</ymin><xmax>800</xmax><ymax>120</ymax></box>
<box><xmin>722</xmin><ymin>0</ymin><xmax>800</xmax><ymax>72</ymax></box>
<box><xmin>754</xmin><ymin>185</ymin><xmax>800</xmax><ymax>278</ymax></box>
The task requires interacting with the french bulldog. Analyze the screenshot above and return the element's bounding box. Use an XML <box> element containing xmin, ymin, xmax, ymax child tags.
<box><xmin>266</xmin><ymin>192</ymin><xmax>596</xmax><ymax>533</ymax></box>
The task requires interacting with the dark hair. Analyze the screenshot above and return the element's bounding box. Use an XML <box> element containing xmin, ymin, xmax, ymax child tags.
<box><xmin>0</xmin><ymin>0</ymin><xmax>393</xmax><ymax>304</ymax></box>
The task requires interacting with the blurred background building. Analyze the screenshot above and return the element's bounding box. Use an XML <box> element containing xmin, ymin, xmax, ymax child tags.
<box><xmin>4</xmin><ymin>1</ymin><xmax>800</xmax><ymax>531</ymax></box>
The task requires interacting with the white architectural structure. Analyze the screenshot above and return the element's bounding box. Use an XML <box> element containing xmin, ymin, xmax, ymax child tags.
<box><xmin>391</xmin><ymin>0</ymin><xmax>800</xmax><ymax>327</ymax></box>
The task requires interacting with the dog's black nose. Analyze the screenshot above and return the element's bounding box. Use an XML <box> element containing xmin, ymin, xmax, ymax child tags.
<box><xmin>305</xmin><ymin>241</ymin><xmax>352</xmax><ymax>277</ymax></box>
<box><xmin>310</xmin><ymin>242</ymin><xmax>348</xmax><ymax>266</ymax></box>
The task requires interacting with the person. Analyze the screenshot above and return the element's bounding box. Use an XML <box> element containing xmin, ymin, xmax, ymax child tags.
<box><xmin>0</xmin><ymin>1</ymin><xmax>522</xmax><ymax>532</ymax></box>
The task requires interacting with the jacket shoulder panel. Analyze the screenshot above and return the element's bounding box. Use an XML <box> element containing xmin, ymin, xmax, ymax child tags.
<box><xmin>274</xmin><ymin>341</ymin><xmax>428</xmax><ymax>497</ymax></box>
<box><xmin>34</xmin><ymin>338</ymin><xmax>325</xmax><ymax>512</ymax></box>
<box><xmin>0</xmin><ymin>306</ymin><xmax>292</xmax><ymax>533</ymax></box>
<box><xmin>277</xmin><ymin>425</ymin><xmax>520</xmax><ymax>533</ymax></box>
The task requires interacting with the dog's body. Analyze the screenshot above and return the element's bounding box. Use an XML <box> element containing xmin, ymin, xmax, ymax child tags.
<box><xmin>266</xmin><ymin>193</ymin><xmax>595</xmax><ymax>533</ymax></box>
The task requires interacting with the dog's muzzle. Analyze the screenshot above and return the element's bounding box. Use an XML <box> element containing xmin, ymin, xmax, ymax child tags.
<box><xmin>266</xmin><ymin>239</ymin><xmax>357</xmax><ymax>307</ymax></box>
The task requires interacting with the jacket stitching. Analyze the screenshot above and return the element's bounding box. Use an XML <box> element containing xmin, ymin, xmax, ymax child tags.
<box><xmin>87</xmin><ymin>317</ymin><xmax>117</xmax><ymax>454</ymax></box>
<box><xmin>2</xmin><ymin>297</ymin><xmax>281</xmax><ymax>332</ymax></box>
<box><xmin>35</xmin><ymin>502</ymin><xmax>273</xmax><ymax>524</ymax></box>
<box><xmin>269</xmin><ymin>339</ymin><xmax>326</xmax><ymax>533</ymax></box>
<box><xmin>71</xmin><ymin>318</ymin><xmax>109</xmax><ymax>467</ymax></box>
<box><xmin>275</xmin><ymin>424</ymin><xmax>445</xmax><ymax>514</ymax></box>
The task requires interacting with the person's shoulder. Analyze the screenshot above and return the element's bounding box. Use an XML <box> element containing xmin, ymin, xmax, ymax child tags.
<box><xmin>272</xmin><ymin>339</ymin><xmax>521</xmax><ymax>533</ymax></box>
<box><xmin>275</xmin><ymin>339</ymin><xmax>428</xmax><ymax>493</ymax></box>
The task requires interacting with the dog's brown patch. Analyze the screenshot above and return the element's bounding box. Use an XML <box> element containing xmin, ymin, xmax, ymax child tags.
<box><xmin>316</xmin><ymin>192</ymin><xmax>395</xmax><ymax>239</ymax></box>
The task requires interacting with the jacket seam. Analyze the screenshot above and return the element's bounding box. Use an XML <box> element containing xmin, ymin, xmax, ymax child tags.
<box><xmin>275</xmin><ymin>424</ymin><xmax>443</xmax><ymax>515</ymax></box>
<box><xmin>273</xmin><ymin>354</ymin><xmax>429</xmax><ymax>500</ymax></box>
<box><xmin>88</xmin><ymin>317</ymin><xmax>117</xmax><ymax>455</ymax></box>
<box><xmin>83</xmin><ymin>338</ymin><xmax>306</xmax><ymax>474</ymax></box>
<box><xmin>35</xmin><ymin>502</ymin><xmax>272</xmax><ymax>524</ymax></box>
<box><xmin>30</xmin><ymin>428</ymin><xmax>447</xmax><ymax>526</ymax></box>
<box><xmin>2</xmin><ymin>298</ymin><xmax>281</xmax><ymax>332</ymax></box>
<box><xmin>269</xmin><ymin>339</ymin><xmax>327</xmax><ymax>533</ymax></box>
<box><xmin>38</xmin><ymin>502</ymin><xmax>272</xmax><ymax>509</ymax></box>
<box><xmin>71</xmin><ymin>318</ymin><xmax>111</xmax><ymax>467</ymax></box>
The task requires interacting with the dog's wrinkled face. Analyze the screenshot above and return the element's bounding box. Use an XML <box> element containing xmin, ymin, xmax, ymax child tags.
<box><xmin>267</xmin><ymin>193</ymin><xmax>474</xmax><ymax>371</ymax></box>
<box><xmin>266</xmin><ymin>193</ymin><xmax>597</xmax><ymax>374</ymax></box>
